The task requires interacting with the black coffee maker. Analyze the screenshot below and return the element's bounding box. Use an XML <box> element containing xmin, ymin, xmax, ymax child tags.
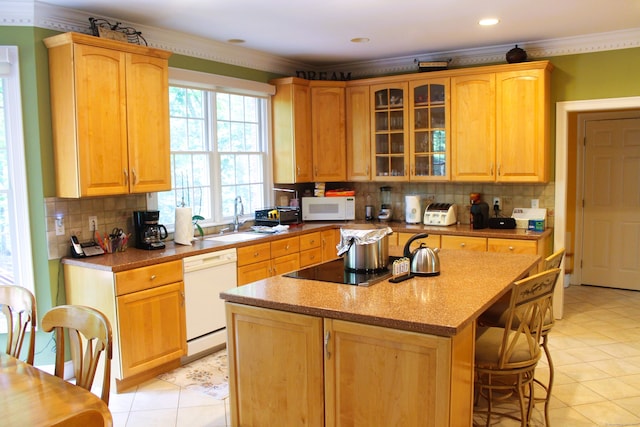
<box><xmin>469</xmin><ymin>193</ymin><xmax>489</xmax><ymax>230</ymax></box>
<box><xmin>133</xmin><ymin>211</ymin><xmax>168</xmax><ymax>250</ymax></box>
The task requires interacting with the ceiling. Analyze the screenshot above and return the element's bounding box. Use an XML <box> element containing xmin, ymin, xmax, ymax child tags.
<box><xmin>38</xmin><ymin>0</ymin><xmax>640</xmax><ymax>67</ymax></box>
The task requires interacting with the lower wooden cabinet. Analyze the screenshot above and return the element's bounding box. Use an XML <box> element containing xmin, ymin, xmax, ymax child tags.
<box><xmin>226</xmin><ymin>302</ymin><xmax>474</xmax><ymax>426</ymax></box>
<box><xmin>321</xmin><ymin>229</ymin><xmax>341</xmax><ymax>262</ymax></box>
<box><xmin>441</xmin><ymin>235</ymin><xmax>487</xmax><ymax>251</ymax></box>
<box><xmin>63</xmin><ymin>260</ymin><xmax>186</xmax><ymax>392</ymax></box>
<box><xmin>237</xmin><ymin>237</ymin><xmax>301</xmax><ymax>285</ymax></box>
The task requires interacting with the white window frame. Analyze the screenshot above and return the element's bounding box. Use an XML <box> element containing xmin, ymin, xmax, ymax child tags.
<box><xmin>149</xmin><ymin>68</ymin><xmax>276</xmax><ymax>229</ymax></box>
<box><xmin>0</xmin><ymin>46</ymin><xmax>35</xmax><ymax>295</ymax></box>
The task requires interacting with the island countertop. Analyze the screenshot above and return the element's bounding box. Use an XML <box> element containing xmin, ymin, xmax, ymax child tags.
<box><xmin>221</xmin><ymin>249</ymin><xmax>539</xmax><ymax>337</ymax></box>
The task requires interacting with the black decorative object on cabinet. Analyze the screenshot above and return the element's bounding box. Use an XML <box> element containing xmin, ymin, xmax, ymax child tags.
<box><xmin>506</xmin><ymin>45</ymin><xmax>528</xmax><ymax>63</ymax></box>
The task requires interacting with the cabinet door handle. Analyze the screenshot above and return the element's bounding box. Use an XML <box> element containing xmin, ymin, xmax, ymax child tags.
<box><xmin>460</xmin><ymin>243</ymin><xmax>466</xmax><ymax>248</ymax></box>
<box><xmin>324</xmin><ymin>331</ymin><xmax>331</xmax><ymax>359</ymax></box>
<box><xmin>131</xmin><ymin>168</ymin><xmax>138</xmax><ymax>185</ymax></box>
<box><xmin>490</xmin><ymin>163</ymin><xmax>494</xmax><ymax>176</ymax></box>
<box><xmin>123</xmin><ymin>169</ymin><xmax>129</xmax><ymax>185</ymax></box>
<box><xmin>366</xmin><ymin>165</ymin><xmax>369</xmax><ymax>174</ymax></box>
<box><xmin>508</xmin><ymin>246</ymin><xmax>514</xmax><ymax>251</ymax></box>
<box><xmin>498</xmin><ymin>164</ymin><xmax>502</xmax><ymax>176</ymax></box>
<box><xmin>150</xmin><ymin>274</ymin><xmax>157</xmax><ymax>280</ymax></box>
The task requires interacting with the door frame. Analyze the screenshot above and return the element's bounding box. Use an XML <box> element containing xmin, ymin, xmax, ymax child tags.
<box><xmin>555</xmin><ymin>96</ymin><xmax>640</xmax><ymax>318</ymax></box>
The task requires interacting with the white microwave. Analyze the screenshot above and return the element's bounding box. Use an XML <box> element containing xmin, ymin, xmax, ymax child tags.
<box><xmin>302</xmin><ymin>197</ymin><xmax>356</xmax><ymax>221</ymax></box>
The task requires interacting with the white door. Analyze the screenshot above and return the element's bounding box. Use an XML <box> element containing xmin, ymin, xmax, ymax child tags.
<box><xmin>582</xmin><ymin>116</ymin><xmax>640</xmax><ymax>289</ymax></box>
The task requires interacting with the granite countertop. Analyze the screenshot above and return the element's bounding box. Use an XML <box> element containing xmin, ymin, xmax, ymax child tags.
<box><xmin>220</xmin><ymin>249</ymin><xmax>540</xmax><ymax>338</ymax></box>
<box><xmin>61</xmin><ymin>221</ymin><xmax>550</xmax><ymax>272</ymax></box>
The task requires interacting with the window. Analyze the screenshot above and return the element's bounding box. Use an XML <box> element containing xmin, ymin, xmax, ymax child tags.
<box><xmin>156</xmin><ymin>69</ymin><xmax>274</xmax><ymax>228</ymax></box>
<box><xmin>0</xmin><ymin>46</ymin><xmax>34</xmax><ymax>295</ymax></box>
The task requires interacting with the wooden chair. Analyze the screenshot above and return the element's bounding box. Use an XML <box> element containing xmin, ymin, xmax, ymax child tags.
<box><xmin>42</xmin><ymin>305</ymin><xmax>113</xmax><ymax>405</ymax></box>
<box><xmin>0</xmin><ymin>285</ymin><xmax>36</xmax><ymax>365</ymax></box>
<box><xmin>474</xmin><ymin>267</ymin><xmax>561</xmax><ymax>426</ymax></box>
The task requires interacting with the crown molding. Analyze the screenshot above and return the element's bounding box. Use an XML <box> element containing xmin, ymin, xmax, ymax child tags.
<box><xmin>3</xmin><ymin>1</ymin><xmax>639</xmax><ymax>78</ymax></box>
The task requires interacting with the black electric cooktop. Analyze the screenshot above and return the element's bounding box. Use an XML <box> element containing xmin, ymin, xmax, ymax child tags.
<box><xmin>284</xmin><ymin>256</ymin><xmax>400</xmax><ymax>287</ymax></box>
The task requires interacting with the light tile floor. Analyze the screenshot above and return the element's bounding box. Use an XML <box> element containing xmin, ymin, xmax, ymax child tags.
<box><xmin>100</xmin><ymin>284</ymin><xmax>640</xmax><ymax>426</ymax></box>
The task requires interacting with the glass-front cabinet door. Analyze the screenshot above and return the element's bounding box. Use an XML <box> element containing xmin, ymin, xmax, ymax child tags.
<box><xmin>409</xmin><ymin>78</ymin><xmax>450</xmax><ymax>181</ymax></box>
<box><xmin>370</xmin><ymin>83</ymin><xmax>408</xmax><ymax>181</ymax></box>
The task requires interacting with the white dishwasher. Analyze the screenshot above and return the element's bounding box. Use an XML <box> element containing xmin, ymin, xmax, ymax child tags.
<box><xmin>183</xmin><ymin>248</ymin><xmax>237</xmax><ymax>358</ymax></box>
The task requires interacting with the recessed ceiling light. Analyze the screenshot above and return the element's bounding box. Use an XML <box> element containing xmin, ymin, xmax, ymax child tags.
<box><xmin>227</xmin><ymin>39</ymin><xmax>245</xmax><ymax>44</ymax></box>
<box><xmin>479</xmin><ymin>18</ymin><xmax>499</xmax><ymax>26</ymax></box>
<box><xmin>350</xmin><ymin>37</ymin><xmax>370</xmax><ymax>43</ymax></box>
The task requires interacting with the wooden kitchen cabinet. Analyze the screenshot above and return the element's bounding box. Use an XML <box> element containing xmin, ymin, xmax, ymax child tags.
<box><xmin>226</xmin><ymin>303</ymin><xmax>325</xmax><ymax>427</ymax></box>
<box><xmin>451</xmin><ymin>62</ymin><xmax>552</xmax><ymax>183</ymax></box>
<box><xmin>300</xmin><ymin>232</ymin><xmax>323</xmax><ymax>267</ymax></box>
<box><xmin>441</xmin><ymin>235</ymin><xmax>487</xmax><ymax>251</ymax></box>
<box><xmin>237</xmin><ymin>237</ymin><xmax>300</xmax><ymax>285</ymax></box>
<box><xmin>451</xmin><ymin>73</ymin><xmax>496</xmax><ymax>182</ymax></box>
<box><xmin>370</xmin><ymin>82</ymin><xmax>409</xmax><ymax>180</ymax></box>
<box><xmin>44</xmin><ymin>32</ymin><xmax>172</xmax><ymax>197</ymax></box>
<box><xmin>272</xmin><ymin>78</ymin><xmax>313</xmax><ymax>183</ymax></box>
<box><xmin>495</xmin><ymin>67</ymin><xmax>551</xmax><ymax>182</ymax></box>
<box><xmin>63</xmin><ymin>259</ymin><xmax>186</xmax><ymax>392</ymax></box>
<box><xmin>226</xmin><ymin>302</ymin><xmax>474</xmax><ymax>427</ymax></box>
<box><xmin>321</xmin><ymin>229</ymin><xmax>341</xmax><ymax>262</ymax></box>
<box><xmin>271</xmin><ymin>78</ymin><xmax>346</xmax><ymax>183</ymax></box>
<box><xmin>346</xmin><ymin>85</ymin><xmax>372</xmax><ymax>181</ymax></box>
<box><xmin>311</xmin><ymin>83</ymin><xmax>347</xmax><ymax>181</ymax></box>
<box><xmin>408</xmin><ymin>78</ymin><xmax>450</xmax><ymax>181</ymax></box>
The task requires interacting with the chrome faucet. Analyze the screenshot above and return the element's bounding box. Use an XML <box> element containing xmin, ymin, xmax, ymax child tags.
<box><xmin>233</xmin><ymin>196</ymin><xmax>245</xmax><ymax>232</ymax></box>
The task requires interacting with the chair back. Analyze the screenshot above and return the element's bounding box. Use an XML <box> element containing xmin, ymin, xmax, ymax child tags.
<box><xmin>544</xmin><ymin>248</ymin><xmax>565</xmax><ymax>270</ymax></box>
<box><xmin>498</xmin><ymin>268</ymin><xmax>561</xmax><ymax>370</ymax></box>
<box><xmin>42</xmin><ymin>305</ymin><xmax>112</xmax><ymax>404</ymax></box>
<box><xmin>0</xmin><ymin>285</ymin><xmax>36</xmax><ymax>365</ymax></box>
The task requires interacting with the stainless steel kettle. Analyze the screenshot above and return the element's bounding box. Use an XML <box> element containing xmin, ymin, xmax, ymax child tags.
<box><xmin>403</xmin><ymin>233</ymin><xmax>441</xmax><ymax>276</ymax></box>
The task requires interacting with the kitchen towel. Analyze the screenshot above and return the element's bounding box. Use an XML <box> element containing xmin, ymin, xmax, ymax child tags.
<box><xmin>174</xmin><ymin>207</ymin><xmax>193</xmax><ymax>245</ymax></box>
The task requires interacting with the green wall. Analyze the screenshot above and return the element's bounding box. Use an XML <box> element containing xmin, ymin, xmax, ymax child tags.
<box><xmin>1</xmin><ymin>25</ymin><xmax>639</xmax><ymax>364</ymax></box>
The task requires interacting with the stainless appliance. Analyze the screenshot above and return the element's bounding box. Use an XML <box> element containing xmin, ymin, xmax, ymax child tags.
<box><xmin>405</xmin><ymin>195</ymin><xmax>421</xmax><ymax>223</ymax></box>
<box><xmin>403</xmin><ymin>233</ymin><xmax>440</xmax><ymax>276</ymax></box>
<box><xmin>423</xmin><ymin>203</ymin><xmax>457</xmax><ymax>226</ymax></box>
<box><xmin>283</xmin><ymin>256</ymin><xmax>399</xmax><ymax>287</ymax></box>
<box><xmin>337</xmin><ymin>228</ymin><xmax>392</xmax><ymax>272</ymax></box>
<box><xmin>183</xmin><ymin>248</ymin><xmax>237</xmax><ymax>359</ymax></box>
<box><xmin>301</xmin><ymin>196</ymin><xmax>356</xmax><ymax>221</ymax></box>
<box><xmin>378</xmin><ymin>186</ymin><xmax>392</xmax><ymax>221</ymax></box>
<box><xmin>254</xmin><ymin>206</ymin><xmax>301</xmax><ymax>226</ymax></box>
<box><xmin>133</xmin><ymin>210</ymin><xmax>168</xmax><ymax>250</ymax></box>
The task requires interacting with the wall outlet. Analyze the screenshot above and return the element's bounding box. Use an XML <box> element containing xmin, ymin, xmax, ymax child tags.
<box><xmin>88</xmin><ymin>216</ymin><xmax>98</xmax><ymax>232</ymax></box>
<box><xmin>492</xmin><ymin>197</ymin><xmax>501</xmax><ymax>211</ymax></box>
<box><xmin>55</xmin><ymin>216</ymin><xmax>65</xmax><ymax>236</ymax></box>
<box><xmin>531</xmin><ymin>199</ymin><xmax>540</xmax><ymax>209</ymax></box>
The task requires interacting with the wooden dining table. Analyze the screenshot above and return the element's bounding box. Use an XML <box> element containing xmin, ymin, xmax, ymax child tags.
<box><xmin>0</xmin><ymin>353</ymin><xmax>113</xmax><ymax>426</ymax></box>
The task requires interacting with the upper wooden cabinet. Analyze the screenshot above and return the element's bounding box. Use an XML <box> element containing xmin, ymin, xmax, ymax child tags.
<box><xmin>271</xmin><ymin>79</ymin><xmax>313</xmax><ymax>183</ymax></box>
<box><xmin>370</xmin><ymin>82</ymin><xmax>409</xmax><ymax>180</ymax></box>
<box><xmin>409</xmin><ymin>78</ymin><xmax>450</xmax><ymax>181</ymax></box>
<box><xmin>44</xmin><ymin>32</ymin><xmax>172</xmax><ymax>197</ymax></box>
<box><xmin>271</xmin><ymin>78</ymin><xmax>346</xmax><ymax>183</ymax></box>
<box><xmin>346</xmin><ymin>85</ymin><xmax>371</xmax><ymax>181</ymax></box>
<box><xmin>451</xmin><ymin>62</ymin><xmax>552</xmax><ymax>182</ymax></box>
<box><xmin>311</xmin><ymin>83</ymin><xmax>346</xmax><ymax>182</ymax></box>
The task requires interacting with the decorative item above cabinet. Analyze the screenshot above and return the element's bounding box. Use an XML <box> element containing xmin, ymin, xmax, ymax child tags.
<box><xmin>44</xmin><ymin>32</ymin><xmax>172</xmax><ymax>197</ymax></box>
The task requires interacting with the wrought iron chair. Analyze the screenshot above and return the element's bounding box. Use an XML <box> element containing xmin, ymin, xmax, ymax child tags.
<box><xmin>42</xmin><ymin>305</ymin><xmax>113</xmax><ymax>404</ymax></box>
<box><xmin>478</xmin><ymin>249</ymin><xmax>565</xmax><ymax>425</ymax></box>
<box><xmin>474</xmin><ymin>267</ymin><xmax>561</xmax><ymax>426</ymax></box>
<box><xmin>0</xmin><ymin>285</ymin><xmax>36</xmax><ymax>365</ymax></box>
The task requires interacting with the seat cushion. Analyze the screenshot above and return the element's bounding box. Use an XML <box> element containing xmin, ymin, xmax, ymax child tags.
<box><xmin>475</xmin><ymin>326</ymin><xmax>538</xmax><ymax>367</ymax></box>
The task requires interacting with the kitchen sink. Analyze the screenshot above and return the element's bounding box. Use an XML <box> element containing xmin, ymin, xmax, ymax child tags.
<box><xmin>204</xmin><ymin>232</ymin><xmax>264</xmax><ymax>243</ymax></box>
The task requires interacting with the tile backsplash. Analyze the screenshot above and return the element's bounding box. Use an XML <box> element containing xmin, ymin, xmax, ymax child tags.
<box><xmin>45</xmin><ymin>194</ymin><xmax>147</xmax><ymax>260</ymax></box>
<box><xmin>45</xmin><ymin>181</ymin><xmax>555</xmax><ymax>259</ymax></box>
<box><xmin>349</xmin><ymin>181</ymin><xmax>555</xmax><ymax>225</ymax></box>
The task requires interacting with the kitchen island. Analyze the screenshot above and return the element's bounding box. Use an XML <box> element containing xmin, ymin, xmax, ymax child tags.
<box><xmin>221</xmin><ymin>249</ymin><xmax>540</xmax><ymax>427</ymax></box>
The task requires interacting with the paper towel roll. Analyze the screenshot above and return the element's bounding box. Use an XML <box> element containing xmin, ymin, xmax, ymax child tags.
<box><xmin>174</xmin><ymin>207</ymin><xmax>193</xmax><ymax>245</ymax></box>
